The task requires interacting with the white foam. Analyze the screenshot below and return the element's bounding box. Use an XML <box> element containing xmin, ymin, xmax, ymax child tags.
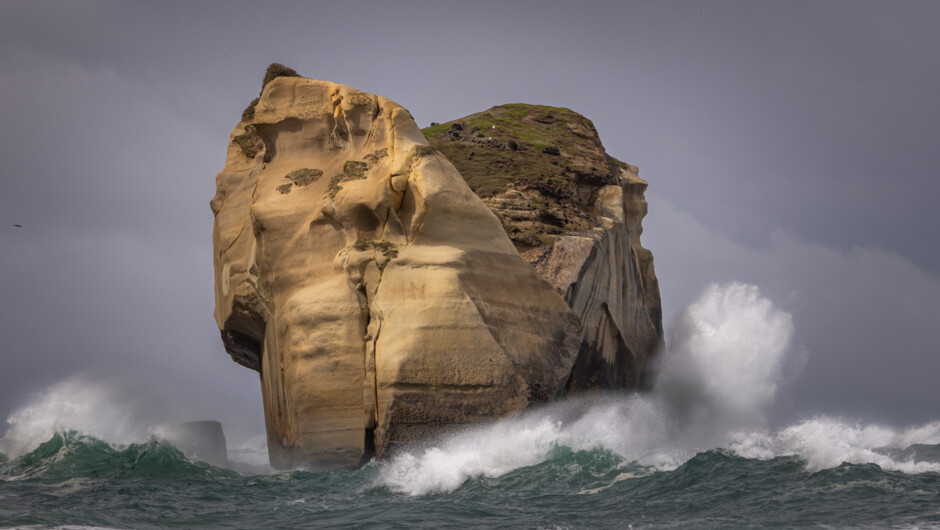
<box><xmin>729</xmin><ymin>417</ymin><xmax>940</xmax><ymax>474</ymax></box>
<box><xmin>0</xmin><ymin>373</ymin><xmax>156</xmax><ymax>457</ymax></box>
<box><xmin>379</xmin><ymin>416</ymin><xmax>566</xmax><ymax>495</ymax></box>
<box><xmin>654</xmin><ymin>282</ymin><xmax>794</xmax><ymax>433</ymax></box>
<box><xmin>376</xmin><ymin>282</ymin><xmax>940</xmax><ymax>495</ymax></box>
<box><xmin>7</xmin><ymin>283</ymin><xmax>937</xmax><ymax>490</ymax></box>
<box><xmin>0</xmin><ymin>372</ymin><xmax>272</xmax><ymax>472</ymax></box>
<box><xmin>378</xmin><ymin>282</ymin><xmax>799</xmax><ymax>494</ymax></box>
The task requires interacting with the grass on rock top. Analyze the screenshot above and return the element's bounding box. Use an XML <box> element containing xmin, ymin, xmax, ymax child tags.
<box><xmin>421</xmin><ymin>103</ymin><xmax>624</xmax><ymax>203</ymax></box>
<box><xmin>421</xmin><ymin>103</ymin><xmax>634</xmax><ymax>254</ymax></box>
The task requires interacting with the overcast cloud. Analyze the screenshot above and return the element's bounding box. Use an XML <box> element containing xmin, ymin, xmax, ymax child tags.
<box><xmin>1</xmin><ymin>0</ymin><xmax>938</xmax><ymax>442</ymax></box>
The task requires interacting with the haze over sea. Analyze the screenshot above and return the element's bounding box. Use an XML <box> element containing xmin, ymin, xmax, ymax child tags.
<box><xmin>2</xmin><ymin>283</ymin><xmax>938</xmax><ymax>529</ymax></box>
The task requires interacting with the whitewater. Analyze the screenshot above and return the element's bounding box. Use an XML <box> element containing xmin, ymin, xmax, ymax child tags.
<box><xmin>2</xmin><ymin>283</ymin><xmax>939</xmax><ymax>528</ymax></box>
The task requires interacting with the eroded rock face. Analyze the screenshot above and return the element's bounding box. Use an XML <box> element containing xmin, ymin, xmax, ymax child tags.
<box><xmin>536</xmin><ymin>172</ymin><xmax>663</xmax><ymax>391</ymax></box>
<box><xmin>211</xmin><ymin>78</ymin><xmax>581</xmax><ymax>469</ymax></box>
<box><xmin>424</xmin><ymin>105</ymin><xmax>663</xmax><ymax>392</ymax></box>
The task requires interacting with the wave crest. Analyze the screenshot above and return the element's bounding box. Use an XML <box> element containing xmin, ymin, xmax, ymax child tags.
<box><xmin>375</xmin><ymin>283</ymin><xmax>938</xmax><ymax>495</ymax></box>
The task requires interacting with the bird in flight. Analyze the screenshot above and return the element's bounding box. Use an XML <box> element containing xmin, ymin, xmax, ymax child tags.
<box><xmin>13</xmin><ymin>224</ymin><xmax>22</xmax><ymax>228</ymax></box>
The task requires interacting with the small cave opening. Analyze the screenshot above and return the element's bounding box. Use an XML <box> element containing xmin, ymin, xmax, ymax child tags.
<box><xmin>351</xmin><ymin>204</ymin><xmax>380</xmax><ymax>233</ymax></box>
<box><xmin>360</xmin><ymin>428</ymin><xmax>377</xmax><ymax>465</ymax></box>
<box><xmin>221</xmin><ymin>329</ymin><xmax>263</xmax><ymax>373</ymax></box>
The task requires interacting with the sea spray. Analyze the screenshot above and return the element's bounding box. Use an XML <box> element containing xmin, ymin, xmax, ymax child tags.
<box><xmin>378</xmin><ymin>282</ymin><xmax>800</xmax><ymax>494</ymax></box>
<box><xmin>729</xmin><ymin>417</ymin><xmax>940</xmax><ymax>474</ymax></box>
<box><xmin>0</xmin><ymin>373</ymin><xmax>159</xmax><ymax>458</ymax></box>
<box><xmin>654</xmin><ymin>282</ymin><xmax>795</xmax><ymax>431</ymax></box>
<box><xmin>376</xmin><ymin>283</ymin><xmax>940</xmax><ymax>496</ymax></box>
<box><xmin>2</xmin><ymin>285</ymin><xmax>940</xmax><ymax>527</ymax></box>
<box><xmin>3</xmin><ymin>282</ymin><xmax>939</xmax><ymax>504</ymax></box>
<box><xmin>379</xmin><ymin>416</ymin><xmax>568</xmax><ymax>495</ymax></box>
<box><xmin>0</xmin><ymin>373</ymin><xmax>271</xmax><ymax>472</ymax></box>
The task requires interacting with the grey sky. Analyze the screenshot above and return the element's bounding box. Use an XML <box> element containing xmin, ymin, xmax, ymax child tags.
<box><xmin>1</xmin><ymin>0</ymin><xmax>938</xmax><ymax>441</ymax></box>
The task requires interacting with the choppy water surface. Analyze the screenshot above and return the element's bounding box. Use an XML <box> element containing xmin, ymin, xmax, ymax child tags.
<box><xmin>2</xmin><ymin>283</ymin><xmax>938</xmax><ymax>528</ymax></box>
<box><xmin>2</xmin><ymin>427</ymin><xmax>939</xmax><ymax>529</ymax></box>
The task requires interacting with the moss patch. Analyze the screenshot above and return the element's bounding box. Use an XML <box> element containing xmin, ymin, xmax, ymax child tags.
<box><xmin>261</xmin><ymin>63</ymin><xmax>299</xmax><ymax>89</ymax></box>
<box><xmin>234</xmin><ymin>127</ymin><xmax>264</xmax><ymax>158</ymax></box>
<box><xmin>242</xmin><ymin>97</ymin><xmax>260</xmax><ymax>121</ymax></box>
<box><xmin>276</xmin><ymin>183</ymin><xmax>292</xmax><ymax>194</ymax></box>
<box><xmin>362</xmin><ymin>148</ymin><xmax>388</xmax><ymax>165</ymax></box>
<box><xmin>239</xmin><ymin>63</ymin><xmax>300</xmax><ymax>123</ymax></box>
<box><xmin>414</xmin><ymin>145</ymin><xmax>437</xmax><ymax>158</ymax></box>
<box><xmin>286</xmin><ymin>168</ymin><xmax>322</xmax><ymax>186</ymax></box>
<box><xmin>353</xmin><ymin>240</ymin><xmax>399</xmax><ymax>258</ymax></box>
<box><xmin>343</xmin><ymin>160</ymin><xmax>368</xmax><ymax>177</ymax></box>
<box><xmin>328</xmin><ymin>160</ymin><xmax>371</xmax><ymax>198</ymax></box>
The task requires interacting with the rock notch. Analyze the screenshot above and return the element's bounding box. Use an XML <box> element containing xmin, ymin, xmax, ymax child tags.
<box><xmin>211</xmin><ymin>68</ymin><xmax>662</xmax><ymax>469</ymax></box>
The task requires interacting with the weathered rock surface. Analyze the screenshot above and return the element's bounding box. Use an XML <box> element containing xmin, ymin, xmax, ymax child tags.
<box><xmin>424</xmin><ymin>105</ymin><xmax>663</xmax><ymax>391</ymax></box>
<box><xmin>211</xmin><ymin>76</ymin><xmax>581</xmax><ymax>469</ymax></box>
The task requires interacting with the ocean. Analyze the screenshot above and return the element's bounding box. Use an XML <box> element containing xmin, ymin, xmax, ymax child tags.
<box><xmin>2</xmin><ymin>283</ymin><xmax>938</xmax><ymax>529</ymax></box>
<box><xmin>2</xmin><ymin>417</ymin><xmax>939</xmax><ymax>529</ymax></box>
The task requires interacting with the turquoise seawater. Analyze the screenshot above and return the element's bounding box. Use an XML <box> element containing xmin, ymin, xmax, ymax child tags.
<box><xmin>4</xmin><ymin>285</ymin><xmax>938</xmax><ymax>528</ymax></box>
<box><xmin>2</xmin><ymin>430</ymin><xmax>939</xmax><ymax>529</ymax></box>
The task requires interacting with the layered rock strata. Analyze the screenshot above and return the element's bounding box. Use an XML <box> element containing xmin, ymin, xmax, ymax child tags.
<box><xmin>424</xmin><ymin>105</ymin><xmax>663</xmax><ymax>391</ymax></box>
<box><xmin>211</xmin><ymin>77</ymin><xmax>581</xmax><ymax>469</ymax></box>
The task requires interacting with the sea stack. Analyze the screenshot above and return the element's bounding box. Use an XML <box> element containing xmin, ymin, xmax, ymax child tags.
<box><xmin>423</xmin><ymin>105</ymin><xmax>663</xmax><ymax>390</ymax></box>
<box><xmin>156</xmin><ymin>421</ymin><xmax>228</xmax><ymax>467</ymax></box>
<box><xmin>211</xmin><ymin>66</ymin><xmax>662</xmax><ymax>469</ymax></box>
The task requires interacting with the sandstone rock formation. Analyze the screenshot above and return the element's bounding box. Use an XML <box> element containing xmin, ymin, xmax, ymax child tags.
<box><xmin>424</xmin><ymin>105</ymin><xmax>663</xmax><ymax>390</ymax></box>
<box><xmin>211</xmin><ymin>75</ymin><xmax>581</xmax><ymax>469</ymax></box>
<box><xmin>211</xmin><ymin>69</ymin><xmax>662</xmax><ymax>470</ymax></box>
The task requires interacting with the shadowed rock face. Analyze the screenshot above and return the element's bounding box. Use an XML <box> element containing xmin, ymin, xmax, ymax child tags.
<box><xmin>211</xmin><ymin>78</ymin><xmax>581</xmax><ymax>469</ymax></box>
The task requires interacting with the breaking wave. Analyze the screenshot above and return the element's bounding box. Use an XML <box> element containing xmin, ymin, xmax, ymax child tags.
<box><xmin>0</xmin><ymin>373</ymin><xmax>270</xmax><ymax>472</ymax></box>
<box><xmin>0</xmin><ymin>374</ymin><xmax>158</xmax><ymax>458</ymax></box>
<box><xmin>2</xmin><ymin>283</ymin><xmax>938</xmax><ymax>504</ymax></box>
<box><xmin>376</xmin><ymin>283</ymin><xmax>940</xmax><ymax>495</ymax></box>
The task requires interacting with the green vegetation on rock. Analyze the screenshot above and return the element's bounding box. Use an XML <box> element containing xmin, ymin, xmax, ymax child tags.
<box><xmin>420</xmin><ymin>103</ymin><xmax>623</xmax><ymax>201</ymax></box>
<box><xmin>421</xmin><ymin>123</ymin><xmax>449</xmax><ymax>140</ymax></box>
<box><xmin>261</xmin><ymin>63</ymin><xmax>299</xmax><ymax>88</ymax></box>
<box><xmin>421</xmin><ymin>103</ymin><xmax>632</xmax><ymax>254</ymax></box>
<box><xmin>329</xmin><ymin>160</ymin><xmax>370</xmax><ymax>198</ymax></box>
<box><xmin>242</xmin><ymin>97</ymin><xmax>260</xmax><ymax>121</ymax></box>
<box><xmin>362</xmin><ymin>148</ymin><xmax>388</xmax><ymax>165</ymax></box>
<box><xmin>353</xmin><ymin>240</ymin><xmax>399</xmax><ymax>258</ymax></box>
<box><xmin>286</xmin><ymin>168</ymin><xmax>322</xmax><ymax>186</ymax></box>
<box><xmin>241</xmin><ymin>63</ymin><xmax>300</xmax><ymax>123</ymax></box>
<box><xmin>234</xmin><ymin>127</ymin><xmax>264</xmax><ymax>158</ymax></box>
